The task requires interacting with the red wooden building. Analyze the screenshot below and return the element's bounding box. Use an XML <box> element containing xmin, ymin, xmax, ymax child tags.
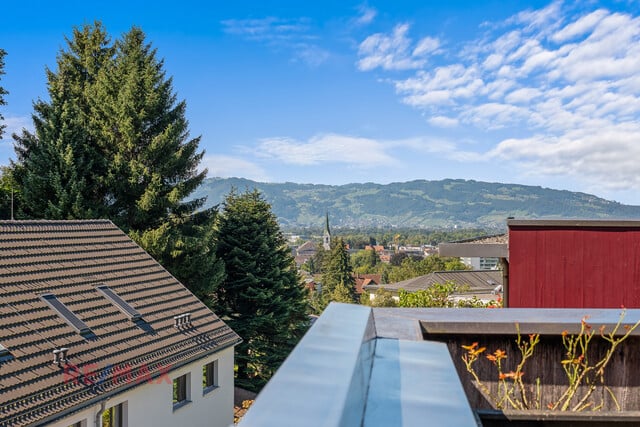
<box><xmin>508</xmin><ymin>219</ymin><xmax>640</xmax><ymax>308</ymax></box>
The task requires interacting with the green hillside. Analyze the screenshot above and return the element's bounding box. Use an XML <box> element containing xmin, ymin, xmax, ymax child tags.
<box><xmin>192</xmin><ymin>178</ymin><xmax>640</xmax><ymax>229</ymax></box>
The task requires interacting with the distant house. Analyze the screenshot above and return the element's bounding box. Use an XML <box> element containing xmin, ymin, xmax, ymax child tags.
<box><xmin>365</xmin><ymin>270</ymin><xmax>502</xmax><ymax>303</ymax></box>
<box><xmin>0</xmin><ymin>220</ymin><xmax>241</xmax><ymax>427</ymax></box>
<box><xmin>294</xmin><ymin>241</ymin><xmax>318</xmax><ymax>268</ymax></box>
<box><xmin>353</xmin><ymin>274</ymin><xmax>382</xmax><ymax>294</ymax></box>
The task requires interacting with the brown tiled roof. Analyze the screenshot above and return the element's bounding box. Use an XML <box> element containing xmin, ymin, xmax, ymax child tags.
<box><xmin>295</xmin><ymin>241</ymin><xmax>317</xmax><ymax>255</ymax></box>
<box><xmin>0</xmin><ymin>220</ymin><xmax>240</xmax><ymax>427</ymax></box>
<box><xmin>353</xmin><ymin>274</ymin><xmax>382</xmax><ymax>294</ymax></box>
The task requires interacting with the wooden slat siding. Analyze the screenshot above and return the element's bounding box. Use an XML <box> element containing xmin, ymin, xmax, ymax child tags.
<box><xmin>0</xmin><ymin>220</ymin><xmax>240</xmax><ymax>426</ymax></box>
<box><xmin>509</xmin><ymin>225</ymin><xmax>640</xmax><ymax>308</ymax></box>
<box><xmin>436</xmin><ymin>334</ymin><xmax>640</xmax><ymax>412</ymax></box>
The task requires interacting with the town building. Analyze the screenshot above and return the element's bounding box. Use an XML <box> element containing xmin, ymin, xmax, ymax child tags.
<box><xmin>0</xmin><ymin>220</ymin><xmax>241</xmax><ymax>427</ymax></box>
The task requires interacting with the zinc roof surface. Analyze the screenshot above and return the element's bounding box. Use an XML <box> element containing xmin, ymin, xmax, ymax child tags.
<box><xmin>0</xmin><ymin>220</ymin><xmax>240</xmax><ymax>427</ymax></box>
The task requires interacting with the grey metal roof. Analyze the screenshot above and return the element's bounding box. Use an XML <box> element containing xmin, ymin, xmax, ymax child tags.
<box><xmin>367</xmin><ymin>270</ymin><xmax>502</xmax><ymax>294</ymax></box>
<box><xmin>239</xmin><ymin>303</ymin><xmax>640</xmax><ymax>426</ymax></box>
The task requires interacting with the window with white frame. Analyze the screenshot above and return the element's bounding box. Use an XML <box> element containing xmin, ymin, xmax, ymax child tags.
<box><xmin>203</xmin><ymin>360</ymin><xmax>219</xmax><ymax>393</ymax></box>
<box><xmin>173</xmin><ymin>373</ymin><xmax>191</xmax><ymax>409</ymax></box>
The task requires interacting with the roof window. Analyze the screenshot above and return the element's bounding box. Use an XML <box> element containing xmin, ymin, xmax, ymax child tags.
<box><xmin>40</xmin><ymin>293</ymin><xmax>91</xmax><ymax>336</ymax></box>
<box><xmin>96</xmin><ymin>285</ymin><xmax>142</xmax><ymax>321</ymax></box>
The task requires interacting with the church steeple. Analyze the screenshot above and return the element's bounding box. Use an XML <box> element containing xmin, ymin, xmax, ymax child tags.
<box><xmin>323</xmin><ymin>211</ymin><xmax>331</xmax><ymax>250</ymax></box>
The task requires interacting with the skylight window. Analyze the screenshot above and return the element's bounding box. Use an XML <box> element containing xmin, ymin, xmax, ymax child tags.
<box><xmin>40</xmin><ymin>293</ymin><xmax>91</xmax><ymax>336</ymax></box>
<box><xmin>0</xmin><ymin>343</ymin><xmax>9</xmax><ymax>357</ymax></box>
<box><xmin>96</xmin><ymin>285</ymin><xmax>142</xmax><ymax>321</ymax></box>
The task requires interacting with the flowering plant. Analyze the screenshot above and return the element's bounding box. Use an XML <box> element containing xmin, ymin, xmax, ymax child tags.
<box><xmin>462</xmin><ymin>310</ymin><xmax>640</xmax><ymax>412</ymax></box>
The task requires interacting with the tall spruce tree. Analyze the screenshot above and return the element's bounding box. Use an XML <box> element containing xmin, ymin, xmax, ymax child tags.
<box><xmin>322</xmin><ymin>237</ymin><xmax>357</xmax><ymax>304</ymax></box>
<box><xmin>11</xmin><ymin>23</ymin><xmax>221</xmax><ymax>298</ymax></box>
<box><xmin>213</xmin><ymin>189</ymin><xmax>308</xmax><ymax>392</ymax></box>
<box><xmin>13</xmin><ymin>23</ymin><xmax>112</xmax><ymax>219</ymax></box>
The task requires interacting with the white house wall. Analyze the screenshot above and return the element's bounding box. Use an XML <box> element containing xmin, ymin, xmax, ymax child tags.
<box><xmin>48</xmin><ymin>346</ymin><xmax>235</xmax><ymax>427</ymax></box>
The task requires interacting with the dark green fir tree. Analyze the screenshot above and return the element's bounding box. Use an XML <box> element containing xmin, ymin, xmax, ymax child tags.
<box><xmin>213</xmin><ymin>189</ymin><xmax>309</xmax><ymax>392</ymax></box>
<box><xmin>12</xmin><ymin>23</ymin><xmax>221</xmax><ymax>298</ymax></box>
<box><xmin>322</xmin><ymin>237</ymin><xmax>357</xmax><ymax>304</ymax></box>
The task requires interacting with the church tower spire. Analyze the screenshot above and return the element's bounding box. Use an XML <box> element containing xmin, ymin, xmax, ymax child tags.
<box><xmin>323</xmin><ymin>211</ymin><xmax>331</xmax><ymax>250</ymax></box>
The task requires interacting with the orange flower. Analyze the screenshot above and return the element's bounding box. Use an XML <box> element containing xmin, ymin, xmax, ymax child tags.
<box><xmin>494</xmin><ymin>349</ymin><xmax>507</xmax><ymax>360</ymax></box>
<box><xmin>503</xmin><ymin>371</ymin><xmax>524</xmax><ymax>379</ymax></box>
<box><xmin>486</xmin><ymin>354</ymin><xmax>497</xmax><ymax>362</ymax></box>
<box><xmin>471</xmin><ymin>346</ymin><xmax>486</xmax><ymax>356</ymax></box>
<box><xmin>561</xmin><ymin>330</ymin><xmax>569</xmax><ymax>337</ymax></box>
<box><xmin>462</xmin><ymin>342</ymin><xmax>478</xmax><ymax>351</ymax></box>
<box><xmin>499</xmin><ymin>372</ymin><xmax>507</xmax><ymax>380</ymax></box>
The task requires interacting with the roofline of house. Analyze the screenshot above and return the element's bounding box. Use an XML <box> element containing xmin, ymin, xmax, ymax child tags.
<box><xmin>10</xmin><ymin>337</ymin><xmax>241</xmax><ymax>427</ymax></box>
<box><xmin>507</xmin><ymin>219</ymin><xmax>640</xmax><ymax>228</ymax></box>
<box><xmin>438</xmin><ymin>242</ymin><xmax>508</xmax><ymax>257</ymax></box>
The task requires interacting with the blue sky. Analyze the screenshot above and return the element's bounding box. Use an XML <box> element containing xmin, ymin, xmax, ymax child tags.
<box><xmin>2</xmin><ymin>1</ymin><xmax>640</xmax><ymax>204</ymax></box>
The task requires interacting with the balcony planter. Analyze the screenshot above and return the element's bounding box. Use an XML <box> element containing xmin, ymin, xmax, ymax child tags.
<box><xmin>429</xmin><ymin>331</ymin><xmax>640</xmax><ymax>426</ymax></box>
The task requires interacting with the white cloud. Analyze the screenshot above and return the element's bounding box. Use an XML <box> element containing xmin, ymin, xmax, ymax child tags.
<box><xmin>221</xmin><ymin>17</ymin><xmax>329</xmax><ymax>67</ymax></box>
<box><xmin>221</xmin><ymin>17</ymin><xmax>312</xmax><ymax>41</ymax></box>
<box><xmin>504</xmin><ymin>87</ymin><xmax>542</xmax><ymax>104</ymax></box>
<box><xmin>354</xmin><ymin>5</ymin><xmax>377</xmax><ymax>25</ymax></box>
<box><xmin>292</xmin><ymin>44</ymin><xmax>330</xmax><ymax>67</ymax></box>
<box><xmin>201</xmin><ymin>155</ymin><xmax>270</xmax><ymax>182</ymax></box>
<box><xmin>358</xmin><ymin>3</ymin><xmax>640</xmax><ymax>192</ymax></box>
<box><xmin>428</xmin><ymin>116</ymin><xmax>459</xmax><ymax>128</ymax></box>
<box><xmin>413</xmin><ymin>37</ymin><xmax>441</xmax><ymax>56</ymax></box>
<box><xmin>1</xmin><ymin>115</ymin><xmax>32</xmax><ymax>142</ymax></box>
<box><xmin>357</xmin><ymin>24</ymin><xmax>441</xmax><ymax>71</ymax></box>
<box><xmin>551</xmin><ymin>9</ymin><xmax>608</xmax><ymax>42</ymax></box>
<box><xmin>490</xmin><ymin>122</ymin><xmax>640</xmax><ymax>190</ymax></box>
<box><xmin>257</xmin><ymin>134</ymin><xmax>398</xmax><ymax>167</ymax></box>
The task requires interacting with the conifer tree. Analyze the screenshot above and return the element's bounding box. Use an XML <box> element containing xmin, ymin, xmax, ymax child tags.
<box><xmin>322</xmin><ymin>237</ymin><xmax>357</xmax><ymax>304</ymax></box>
<box><xmin>213</xmin><ymin>189</ymin><xmax>309</xmax><ymax>392</ymax></box>
<box><xmin>11</xmin><ymin>23</ymin><xmax>220</xmax><ymax>297</ymax></box>
<box><xmin>13</xmin><ymin>23</ymin><xmax>112</xmax><ymax>219</ymax></box>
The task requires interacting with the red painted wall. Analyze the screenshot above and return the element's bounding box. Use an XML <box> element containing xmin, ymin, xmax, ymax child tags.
<box><xmin>508</xmin><ymin>226</ymin><xmax>640</xmax><ymax>308</ymax></box>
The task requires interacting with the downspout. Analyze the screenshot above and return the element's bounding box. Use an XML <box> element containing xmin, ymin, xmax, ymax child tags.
<box><xmin>95</xmin><ymin>400</ymin><xmax>107</xmax><ymax>427</ymax></box>
<box><xmin>499</xmin><ymin>257</ymin><xmax>509</xmax><ymax>308</ymax></box>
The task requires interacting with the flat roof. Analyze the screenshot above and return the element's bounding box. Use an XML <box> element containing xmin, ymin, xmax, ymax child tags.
<box><xmin>438</xmin><ymin>242</ymin><xmax>508</xmax><ymax>257</ymax></box>
<box><xmin>240</xmin><ymin>304</ymin><xmax>640</xmax><ymax>426</ymax></box>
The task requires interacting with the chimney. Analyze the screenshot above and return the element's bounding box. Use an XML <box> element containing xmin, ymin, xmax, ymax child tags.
<box><xmin>52</xmin><ymin>347</ymin><xmax>69</xmax><ymax>365</ymax></box>
<box><xmin>173</xmin><ymin>313</ymin><xmax>192</xmax><ymax>329</ymax></box>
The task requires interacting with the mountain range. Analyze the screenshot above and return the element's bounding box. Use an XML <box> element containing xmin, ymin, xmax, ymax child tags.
<box><xmin>191</xmin><ymin>178</ymin><xmax>640</xmax><ymax>230</ymax></box>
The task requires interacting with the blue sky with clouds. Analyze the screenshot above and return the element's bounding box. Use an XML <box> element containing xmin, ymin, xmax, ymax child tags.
<box><xmin>2</xmin><ymin>1</ymin><xmax>640</xmax><ymax>204</ymax></box>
